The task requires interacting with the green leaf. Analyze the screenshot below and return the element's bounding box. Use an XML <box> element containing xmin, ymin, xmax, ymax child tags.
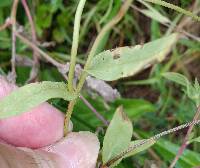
<box><xmin>102</xmin><ymin>106</ymin><xmax>133</xmax><ymax>164</ymax></box>
<box><xmin>163</xmin><ymin>72</ymin><xmax>200</xmax><ymax>106</ymax></box>
<box><xmin>188</xmin><ymin>136</ymin><xmax>200</xmax><ymax>144</ymax></box>
<box><xmin>0</xmin><ymin>81</ymin><xmax>76</xmax><ymax>119</ymax></box>
<box><xmin>87</xmin><ymin>34</ymin><xmax>178</xmax><ymax>81</ymax></box>
<box><xmin>137</xmin><ymin>0</ymin><xmax>170</xmax><ymax>24</ymax></box>
<box><xmin>36</xmin><ymin>4</ymin><xmax>53</xmax><ymax>29</ymax></box>
<box><xmin>162</xmin><ymin>72</ymin><xmax>190</xmax><ymax>87</ymax></box>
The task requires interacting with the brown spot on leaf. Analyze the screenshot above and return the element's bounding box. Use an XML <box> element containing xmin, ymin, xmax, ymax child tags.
<box><xmin>113</xmin><ymin>54</ymin><xmax>120</xmax><ymax>60</ymax></box>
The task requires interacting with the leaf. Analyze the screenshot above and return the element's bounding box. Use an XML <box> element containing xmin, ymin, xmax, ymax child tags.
<box><xmin>142</xmin><ymin>9</ymin><xmax>170</xmax><ymax>23</ymax></box>
<box><xmin>163</xmin><ymin>72</ymin><xmax>200</xmax><ymax>106</ymax></box>
<box><xmin>87</xmin><ymin>34</ymin><xmax>178</xmax><ymax>81</ymax></box>
<box><xmin>137</xmin><ymin>0</ymin><xmax>170</xmax><ymax>24</ymax></box>
<box><xmin>162</xmin><ymin>72</ymin><xmax>190</xmax><ymax>87</ymax></box>
<box><xmin>188</xmin><ymin>136</ymin><xmax>200</xmax><ymax>144</ymax></box>
<box><xmin>102</xmin><ymin>106</ymin><xmax>133</xmax><ymax>164</ymax></box>
<box><xmin>0</xmin><ymin>81</ymin><xmax>76</xmax><ymax>119</ymax></box>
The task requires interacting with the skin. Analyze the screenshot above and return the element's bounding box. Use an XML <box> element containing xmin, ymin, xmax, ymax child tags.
<box><xmin>0</xmin><ymin>76</ymin><xmax>100</xmax><ymax>168</ymax></box>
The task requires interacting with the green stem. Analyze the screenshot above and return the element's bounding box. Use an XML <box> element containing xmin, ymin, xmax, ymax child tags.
<box><xmin>68</xmin><ymin>0</ymin><xmax>87</xmax><ymax>92</ymax></box>
<box><xmin>64</xmin><ymin>100</ymin><xmax>76</xmax><ymax>136</ymax></box>
<box><xmin>144</xmin><ymin>0</ymin><xmax>200</xmax><ymax>22</ymax></box>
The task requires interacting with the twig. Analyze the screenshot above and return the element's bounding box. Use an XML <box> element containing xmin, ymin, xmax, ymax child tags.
<box><xmin>21</xmin><ymin>0</ymin><xmax>39</xmax><ymax>82</ymax></box>
<box><xmin>80</xmin><ymin>95</ymin><xmax>109</xmax><ymax>126</ymax></box>
<box><xmin>10</xmin><ymin>0</ymin><xmax>19</xmax><ymax>83</ymax></box>
<box><xmin>169</xmin><ymin>106</ymin><xmax>200</xmax><ymax>168</ymax></box>
<box><xmin>14</xmin><ymin>31</ymin><xmax>63</xmax><ymax>68</ymax></box>
<box><xmin>0</xmin><ymin>18</ymin><xmax>12</xmax><ymax>32</ymax></box>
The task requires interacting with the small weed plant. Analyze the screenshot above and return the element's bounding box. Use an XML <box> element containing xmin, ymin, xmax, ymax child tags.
<box><xmin>0</xmin><ymin>0</ymin><xmax>200</xmax><ymax>167</ymax></box>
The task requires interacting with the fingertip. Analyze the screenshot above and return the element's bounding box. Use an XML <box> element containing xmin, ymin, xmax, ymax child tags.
<box><xmin>43</xmin><ymin>132</ymin><xmax>100</xmax><ymax>168</ymax></box>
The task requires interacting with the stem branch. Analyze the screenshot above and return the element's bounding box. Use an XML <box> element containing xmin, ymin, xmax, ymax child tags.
<box><xmin>10</xmin><ymin>0</ymin><xmax>19</xmax><ymax>82</ymax></box>
<box><xmin>21</xmin><ymin>0</ymin><xmax>39</xmax><ymax>82</ymax></box>
<box><xmin>64</xmin><ymin>0</ymin><xmax>133</xmax><ymax>135</ymax></box>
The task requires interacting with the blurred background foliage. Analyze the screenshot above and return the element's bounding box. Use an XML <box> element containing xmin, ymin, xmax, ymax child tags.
<box><xmin>0</xmin><ymin>0</ymin><xmax>200</xmax><ymax>167</ymax></box>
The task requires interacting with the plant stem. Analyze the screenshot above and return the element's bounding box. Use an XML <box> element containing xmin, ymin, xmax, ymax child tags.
<box><xmin>144</xmin><ymin>0</ymin><xmax>200</xmax><ymax>22</ymax></box>
<box><xmin>68</xmin><ymin>0</ymin><xmax>86</xmax><ymax>92</ymax></box>
<box><xmin>80</xmin><ymin>95</ymin><xmax>109</xmax><ymax>126</ymax></box>
<box><xmin>169</xmin><ymin>106</ymin><xmax>200</xmax><ymax>168</ymax></box>
<box><xmin>64</xmin><ymin>100</ymin><xmax>76</xmax><ymax>136</ymax></box>
<box><xmin>15</xmin><ymin>32</ymin><xmax>63</xmax><ymax>68</ymax></box>
<box><xmin>0</xmin><ymin>18</ymin><xmax>12</xmax><ymax>32</ymax></box>
<box><xmin>64</xmin><ymin>0</ymin><xmax>133</xmax><ymax>135</ymax></box>
<box><xmin>10</xmin><ymin>0</ymin><xmax>19</xmax><ymax>83</ymax></box>
<box><xmin>21</xmin><ymin>0</ymin><xmax>39</xmax><ymax>82</ymax></box>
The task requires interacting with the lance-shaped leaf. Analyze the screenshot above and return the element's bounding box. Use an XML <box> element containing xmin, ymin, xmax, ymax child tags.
<box><xmin>0</xmin><ymin>81</ymin><xmax>76</xmax><ymax>119</ymax></box>
<box><xmin>102</xmin><ymin>106</ymin><xmax>133</xmax><ymax>164</ymax></box>
<box><xmin>87</xmin><ymin>34</ymin><xmax>178</xmax><ymax>81</ymax></box>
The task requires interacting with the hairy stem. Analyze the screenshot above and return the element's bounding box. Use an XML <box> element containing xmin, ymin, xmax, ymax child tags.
<box><xmin>144</xmin><ymin>0</ymin><xmax>200</xmax><ymax>22</ymax></box>
<box><xmin>68</xmin><ymin>0</ymin><xmax>87</xmax><ymax>92</ymax></box>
